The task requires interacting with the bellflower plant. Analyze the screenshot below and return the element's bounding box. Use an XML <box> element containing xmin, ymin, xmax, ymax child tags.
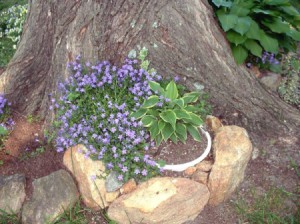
<box><xmin>53</xmin><ymin>56</ymin><xmax>162</xmax><ymax>182</ymax></box>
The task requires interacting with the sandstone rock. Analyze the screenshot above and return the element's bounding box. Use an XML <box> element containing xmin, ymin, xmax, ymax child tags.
<box><xmin>259</xmin><ymin>72</ymin><xmax>282</xmax><ymax>91</ymax></box>
<box><xmin>22</xmin><ymin>170</ymin><xmax>78</xmax><ymax>224</ymax></box>
<box><xmin>108</xmin><ymin>177</ymin><xmax>210</xmax><ymax>224</ymax></box>
<box><xmin>208</xmin><ymin>126</ymin><xmax>252</xmax><ymax>205</ymax></box>
<box><xmin>0</xmin><ymin>174</ymin><xmax>26</xmax><ymax>214</ymax></box>
<box><xmin>120</xmin><ymin>179</ymin><xmax>137</xmax><ymax>194</ymax></box>
<box><xmin>205</xmin><ymin>115</ymin><xmax>223</xmax><ymax>133</ymax></box>
<box><xmin>63</xmin><ymin>145</ymin><xmax>119</xmax><ymax>209</ymax></box>
<box><xmin>192</xmin><ymin>170</ymin><xmax>209</xmax><ymax>185</ymax></box>
<box><xmin>184</xmin><ymin>166</ymin><xmax>197</xmax><ymax>176</ymax></box>
<box><xmin>195</xmin><ymin>160</ymin><xmax>213</xmax><ymax>172</ymax></box>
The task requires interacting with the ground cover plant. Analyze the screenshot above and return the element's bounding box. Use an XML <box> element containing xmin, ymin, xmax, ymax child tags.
<box><xmin>210</xmin><ymin>0</ymin><xmax>300</xmax><ymax>64</ymax></box>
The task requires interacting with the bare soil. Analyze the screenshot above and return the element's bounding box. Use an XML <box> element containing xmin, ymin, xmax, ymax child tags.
<box><xmin>0</xmin><ymin>110</ymin><xmax>299</xmax><ymax>224</ymax></box>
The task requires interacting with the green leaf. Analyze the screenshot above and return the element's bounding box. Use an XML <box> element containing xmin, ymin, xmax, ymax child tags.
<box><xmin>173</xmin><ymin>109</ymin><xmax>191</xmax><ymax>119</ymax></box>
<box><xmin>280</xmin><ymin>6</ymin><xmax>300</xmax><ymax>16</ymax></box>
<box><xmin>233</xmin><ymin>17</ymin><xmax>252</xmax><ymax>35</ymax></box>
<box><xmin>175</xmin><ymin>123</ymin><xmax>187</xmax><ymax>141</ymax></box>
<box><xmin>149</xmin><ymin>121</ymin><xmax>160</xmax><ymax>138</ymax></box>
<box><xmin>0</xmin><ymin>126</ymin><xmax>8</xmax><ymax>135</ymax></box>
<box><xmin>131</xmin><ymin>108</ymin><xmax>148</xmax><ymax>119</ymax></box>
<box><xmin>258</xmin><ymin>33</ymin><xmax>279</xmax><ymax>53</ymax></box>
<box><xmin>246</xmin><ymin>20</ymin><xmax>263</xmax><ymax>41</ymax></box>
<box><xmin>177</xmin><ymin>133</ymin><xmax>186</xmax><ymax>144</ymax></box>
<box><xmin>67</xmin><ymin>92</ymin><xmax>80</xmax><ymax>101</ymax></box>
<box><xmin>243</xmin><ymin>39</ymin><xmax>262</xmax><ymax>57</ymax></box>
<box><xmin>226</xmin><ymin>31</ymin><xmax>247</xmax><ymax>45</ymax></box>
<box><xmin>141</xmin><ymin>115</ymin><xmax>156</xmax><ymax>127</ymax></box>
<box><xmin>142</xmin><ymin>95</ymin><xmax>159</xmax><ymax>108</ymax></box>
<box><xmin>262</xmin><ymin>18</ymin><xmax>290</xmax><ymax>34</ymax></box>
<box><xmin>182</xmin><ymin>92</ymin><xmax>200</xmax><ymax>104</ymax></box>
<box><xmin>155</xmin><ymin>134</ymin><xmax>163</xmax><ymax>146</ymax></box>
<box><xmin>165</xmin><ymin>81</ymin><xmax>178</xmax><ymax>100</ymax></box>
<box><xmin>212</xmin><ymin>0</ymin><xmax>232</xmax><ymax>8</ymax></box>
<box><xmin>170</xmin><ymin>134</ymin><xmax>178</xmax><ymax>144</ymax></box>
<box><xmin>186</xmin><ymin>124</ymin><xmax>201</xmax><ymax>142</ymax></box>
<box><xmin>173</xmin><ymin>98</ymin><xmax>184</xmax><ymax>108</ymax></box>
<box><xmin>230</xmin><ymin>5</ymin><xmax>250</xmax><ymax>16</ymax></box>
<box><xmin>264</xmin><ymin>0</ymin><xmax>289</xmax><ymax>6</ymax></box>
<box><xmin>161</xmin><ymin>123</ymin><xmax>174</xmax><ymax>141</ymax></box>
<box><xmin>287</xmin><ymin>29</ymin><xmax>300</xmax><ymax>41</ymax></box>
<box><xmin>187</xmin><ymin>113</ymin><xmax>203</xmax><ymax>126</ymax></box>
<box><xmin>252</xmin><ymin>9</ymin><xmax>277</xmax><ymax>16</ymax></box>
<box><xmin>232</xmin><ymin>45</ymin><xmax>248</xmax><ymax>64</ymax></box>
<box><xmin>160</xmin><ymin>110</ymin><xmax>177</xmax><ymax>129</ymax></box>
<box><xmin>217</xmin><ymin>13</ymin><xmax>238</xmax><ymax>32</ymax></box>
<box><xmin>158</xmin><ymin>120</ymin><xmax>166</xmax><ymax>131</ymax></box>
<box><xmin>148</xmin><ymin>81</ymin><xmax>164</xmax><ymax>93</ymax></box>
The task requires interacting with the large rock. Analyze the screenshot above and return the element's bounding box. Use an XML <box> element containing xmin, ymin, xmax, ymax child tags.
<box><xmin>108</xmin><ymin>177</ymin><xmax>210</xmax><ymax>224</ymax></box>
<box><xmin>22</xmin><ymin>170</ymin><xmax>79</xmax><ymax>224</ymax></box>
<box><xmin>208</xmin><ymin>126</ymin><xmax>252</xmax><ymax>205</ymax></box>
<box><xmin>0</xmin><ymin>174</ymin><xmax>26</xmax><ymax>214</ymax></box>
<box><xmin>63</xmin><ymin>144</ymin><xmax>119</xmax><ymax>209</ymax></box>
<box><xmin>259</xmin><ymin>72</ymin><xmax>282</xmax><ymax>91</ymax></box>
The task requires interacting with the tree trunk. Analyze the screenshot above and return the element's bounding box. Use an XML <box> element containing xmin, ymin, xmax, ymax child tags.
<box><xmin>0</xmin><ymin>0</ymin><xmax>299</xmax><ymax>135</ymax></box>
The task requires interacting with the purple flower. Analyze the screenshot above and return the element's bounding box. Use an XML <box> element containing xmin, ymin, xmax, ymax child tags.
<box><xmin>141</xmin><ymin>169</ymin><xmax>148</xmax><ymax>176</ymax></box>
<box><xmin>118</xmin><ymin>174</ymin><xmax>123</xmax><ymax>181</ymax></box>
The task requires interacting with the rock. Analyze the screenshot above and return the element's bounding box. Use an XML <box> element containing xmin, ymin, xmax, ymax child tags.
<box><xmin>205</xmin><ymin>115</ymin><xmax>222</xmax><ymax>133</ymax></box>
<box><xmin>184</xmin><ymin>166</ymin><xmax>197</xmax><ymax>176</ymax></box>
<box><xmin>259</xmin><ymin>72</ymin><xmax>282</xmax><ymax>91</ymax></box>
<box><xmin>105</xmin><ymin>171</ymin><xmax>123</xmax><ymax>192</ymax></box>
<box><xmin>63</xmin><ymin>144</ymin><xmax>119</xmax><ymax>209</ymax></box>
<box><xmin>108</xmin><ymin>177</ymin><xmax>210</xmax><ymax>224</ymax></box>
<box><xmin>251</xmin><ymin>147</ymin><xmax>260</xmax><ymax>160</ymax></box>
<box><xmin>195</xmin><ymin>160</ymin><xmax>213</xmax><ymax>172</ymax></box>
<box><xmin>0</xmin><ymin>174</ymin><xmax>26</xmax><ymax>214</ymax></box>
<box><xmin>208</xmin><ymin>126</ymin><xmax>252</xmax><ymax>206</ymax></box>
<box><xmin>192</xmin><ymin>170</ymin><xmax>209</xmax><ymax>185</ymax></box>
<box><xmin>22</xmin><ymin>170</ymin><xmax>78</xmax><ymax>224</ymax></box>
<box><xmin>120</xmin><ymin>179</ymin><xmax>137</xmax><ymax>194</ymax></box>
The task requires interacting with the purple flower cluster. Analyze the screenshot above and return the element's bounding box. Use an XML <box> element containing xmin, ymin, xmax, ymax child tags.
<box><xmin>53</xmin><ymin>56</ymin><xmax>161</xmax><ymax>181</ymax></box>
<box><xmin>261</xmin><ymin>51</ymin><xmax>280</xmax><ymax>65</ymax></box>
<box><xmin>0</xmin><ymin>95</ymin><xmax>10</xmax><ymax>115</ymax></box>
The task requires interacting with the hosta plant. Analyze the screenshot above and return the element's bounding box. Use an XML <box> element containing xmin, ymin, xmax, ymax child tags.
<box><xmin>131</xmin><ymin>80</ymin><xmax>208</xmax><ymax>145</ymax></box>
<box><xmin>210</xmin><ymin>0</ymin><xmax>300</xmax><ymax>64</ymax></box>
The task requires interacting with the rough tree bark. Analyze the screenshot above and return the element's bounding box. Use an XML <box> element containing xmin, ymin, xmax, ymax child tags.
<box><xmin>0</xmin><ymin>0</ymin><xmax>299</xmax><ymax>135</ymax></box>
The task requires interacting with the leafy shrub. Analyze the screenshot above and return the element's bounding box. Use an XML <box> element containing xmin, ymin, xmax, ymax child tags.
<box><xmin>53</xmin><ymin>56</ymin><xmax>162</xmax><ymax>182</ymax></box>
<box><xmin>278</xmin><ymin>53</ymin><xmax>300</xmax><ymax>109</ymax></box>
<box><xmin>0</xmin><ymin>95</ymin><xmax>13</xmax><ymax>148</ymax></box>
<box><xmin>131</xmin><ymin>80</ymin><xmax>208</xmax><ymax>145</ymax></box>
<box><xmin>0</xmin><ymin>3</ymin><xmax>27</xmax><ymax>66</ymax></box>
<box><xmin>210</xmin><ymin>0</ymin><xmax>300</xmax><ymax>64</ymax></box>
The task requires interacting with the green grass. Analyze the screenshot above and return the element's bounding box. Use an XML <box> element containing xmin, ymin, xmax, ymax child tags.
<box><xmin>0</xmin><ymin>0</ymin><xmax>27</xmax><ymax>11</ymax></box>
<box><xmin>235</xmin><ymin>187</ymin><xmax>300</xmax><ymax>224</ymax></box>
<box><xmin>0</xmin><ymin>209</ymin><xmax>20</xmax><ymax>224</ymax></box>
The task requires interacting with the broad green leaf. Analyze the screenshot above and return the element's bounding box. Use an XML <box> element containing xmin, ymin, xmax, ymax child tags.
<box><xmin>173</xmin><ymin>109</ymin><xmax>191</xmax><ymax>119</ymax></box>
<box><xmin>246</xmin><ymin>20</ymin><xmax>263</xmax><ymax>40</ymax></box>
<box><xmin>158</xmin><ymin>120</ymin><xmax>166</xmax><ymax>131</ymax></box>
<box><xmin>226</xmin><ymin>31</ymin><xmax>247</xmax><ymax>45</ymax></box>
<box><xmin>155</xmin><ymin>134</ymin><xmax>163</xmax><ymax>146</ymax></box>
<box><xmin>176</xmin><ymin>123</ymin><xmax>187</xmax><ymax>141</ymax></box>
<box><xmin>0</xmin><ymin>126</ymin><xmax>8</xmax><ymax>135</ymax></box>
<box><xmin>262</xmin><ymin>18</ymin><xmax>290</xmax><ymax>33</ymax></box>
<box><xmin>141</xmin><ymin>115</ymin><xmax>156</xmax><ymax>127</ymax></box>
<box><xmin>149</xmin><ymin>121</ymin><xmax>160</xmax><ymax>138</ymax></box>
<box><xmin>185</xmin><ymin>105</ymin><xmax>198</xmax><ymax>112</ymax></box>
<box><xmin>142</xmin><ymin>95</ymin><xmax>159</xmax><ymax>108</ymax></box>
<box><xmin>161</xmin><ymin>123</ymin><xmax>174</xmax><ymax>141</ymax></box>
<box><xmin>230</xmin><ymin>5</ymin><xmax>250</xmax><ymax>16</ymax></box>
<box><xmin>160</xmin><ymin>110</ymin><xmax>177</xmax><ymax>129</ymax></box>
<box><xmin>177</xmin><ymin>133</ymin><xmax>186</xmax><ymax>144</ymax></box>
<box><xmin>170</xmin><ymin>134</ymin><xmax>178</xmax><ymax>144</ymax></box>
<box><xmin>217</xmin><ymin>13</ymin><xmax>238</xmax><ymax>32</ymax></box>
<box><xmin>264</xmin><ymin>0</ymin><xmax>289</xmax><ymax>6</ymax></box>
<box><xmin>148</xmin><ymin>81</ymin><xmax>164</xmax><ymax>93</ymax></box>
<box><xmin>187</xmin><ymin>113</ymin><xmax>203</xmax><ymax>126</ymax></box>
<box><xmin>232</xmin><ymin>45</ymin><xmax>248</xmax><ymax>64</ymax></box>
<box><xmin>269</xmin><ymin>63</ymin><xmax>281</xmax><ymax>73</ymax></box>
<box><xmin>233</xmin><ymin>17</ymin><xmax>252</xmax><ymax>35</ymax></box>
<box><xmin>243</xmin><ymin>39</ymin><xmax>262</xmax><ymax>57</ymax></box>
<box><xmin>287</xmin><ymin>29</ymin><xmax>300</xmax><ymax>41</ymax></box>
<box><xmin>173</xmin><ymin>98</ymin><xmax>184</xmax><ymax>108</ymax></box>
<box><xmin>182</xmin><ymin>92</ymin><xmax>200</xmax><ymax>104</ymax></box>
<box><xmin>258</xmin><ymin>33</ymin><xmax>279</xmax><ymax>53</ymax></box>
<box><xmin>212</xmin><ymin>0</ymin><xmax>232</xmax><ymax>8</ymax></box>
<box><xmin>186</xmin><ymin>124</ymin><xmax>201</xmax><ymax>142</ymax></box>
<box><xmin>280</xmin><ymin>6</ymin><xmax>300</xmax><ymax>16</ymax></box>
<box><xmin>165</xmin><ymin>81</ymin><xmax>178</xmax><ymax>100</ymax></box>
<box><xmin>130</xmin><ymin>108</ymin><xmax>147</xmax><ymax>119</ymax></box>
